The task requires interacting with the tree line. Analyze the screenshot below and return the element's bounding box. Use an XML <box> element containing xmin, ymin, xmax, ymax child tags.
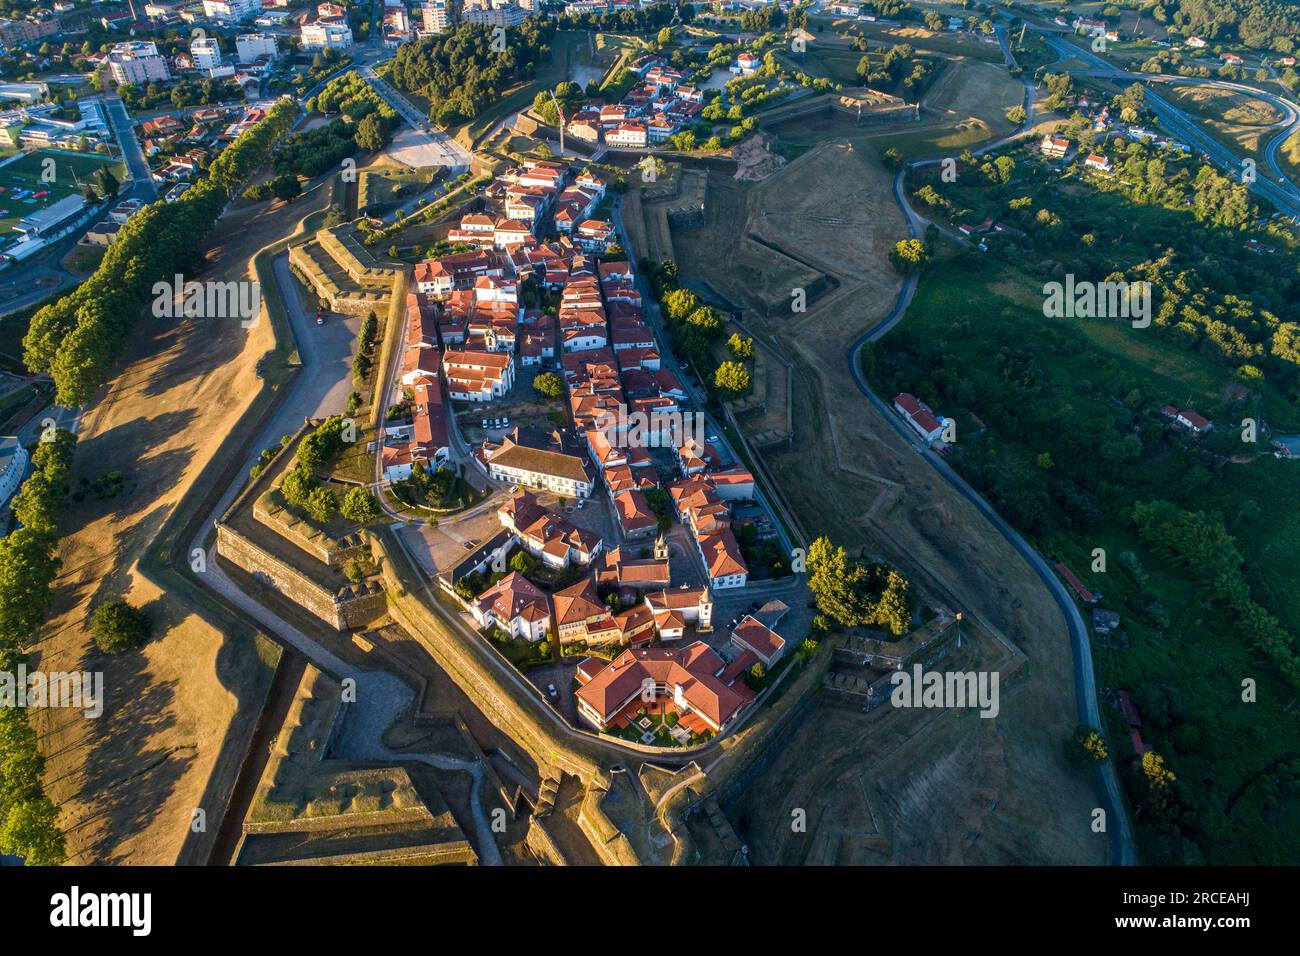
<box><xmin>22</xmin><ymin>98</ymin><xmax>299</xmax><ymax>407</ymax></box>
<box><xmin>0</xmin><ymin>427</ymin><xmax>78</xmax><ymax>865</ymax></box>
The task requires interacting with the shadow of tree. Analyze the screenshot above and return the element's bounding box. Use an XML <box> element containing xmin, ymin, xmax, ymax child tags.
<box><xmin>75</xmin><ymin>643</ymin><xmax>188</xmax><ymax>864</ymax></box>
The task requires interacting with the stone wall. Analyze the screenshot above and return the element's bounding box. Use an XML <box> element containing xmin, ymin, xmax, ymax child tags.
<box><xmin>216</xmin><ymin>523</ymin><xmax>386</xmax><ymax>631</ymax></box>
<box><xmin>254</xmin><ymin>495</ymin><xmax>368</xmax><ymax>569</ymax></box>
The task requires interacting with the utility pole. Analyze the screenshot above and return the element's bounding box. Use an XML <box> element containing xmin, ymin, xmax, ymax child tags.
<box><xmin>549</xmin><ymin>90</ymin><xmax>566</xmax><ymax>155</ymax></box>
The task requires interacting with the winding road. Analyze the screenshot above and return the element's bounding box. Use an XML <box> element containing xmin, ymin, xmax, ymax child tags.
<box><xmin>845</xmin><ymin>56</ymin><xmax>1137</xmax><ymax>865</ymax></box>
<box><xmin>1044</xmin><ymin>34</ymin><xmax>1300</xmax><ymax>217</ymax></box>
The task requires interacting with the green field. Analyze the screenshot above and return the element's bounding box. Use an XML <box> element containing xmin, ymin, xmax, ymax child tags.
<box><xmin>869</xmin><ymin>255</ymin><xmax>1300</xmax><ymax>864</ymax></box>
<box><xmin>0</xmin><ymin>148</ymin><xmax>123</xmax><ymax>242</ymax></box>
<box><xmin>356</xmin><ymin>163</ymin><xmax>442</xmax><ymax>212</ymax></box>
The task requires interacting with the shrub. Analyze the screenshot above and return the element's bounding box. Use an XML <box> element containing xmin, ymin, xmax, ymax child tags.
<box><xmin>341</xmin><ymin>487</ymin><xmax>381</xmax><ymax>524</ymax></box>
<box><xmin>90</xmin><ymin>601</ymin><xmax>151</xmax><ymax>654</ymax></box>
<box><xmin>304</xmin><ymin>486</ymin><xmax>339</xmax><ymax>523</ymax></box>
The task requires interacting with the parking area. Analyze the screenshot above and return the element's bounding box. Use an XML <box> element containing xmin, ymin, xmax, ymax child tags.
<box><xmin>705</xmin><ymin>576</ymin><xmax>813</xmax><ymax>663</ymax></box>
<box><xmin>523</xmin><ymin>658</ymin><xmax>579</xmax><ymax>726</ymax></box>
<box><xmin>453</xmin><ymin>369</ymin><xmax>567</xmax><ymax>447</ymax></box>
<box><xmin>395</xmin><ymin>487</ymin><xmax>510</xmax><ymax>578</ymax></box>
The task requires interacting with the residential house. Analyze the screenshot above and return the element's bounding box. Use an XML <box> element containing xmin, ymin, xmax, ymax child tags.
<box><xmin>574</xmin><ymin>642</ymin><xmax>749</xmax><ymax>733</ymax></box>
<box><xmin>470</xmin><ymin>571</ymin><xmax>551</xmax><ymax>641</ymax></box>
<box><xmin>487</xmin><ymin>438</ymin><xmax>595</xmax><ymax>498</ymax></box>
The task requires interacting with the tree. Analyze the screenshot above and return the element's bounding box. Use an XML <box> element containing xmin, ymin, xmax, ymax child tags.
<box><xmin>90</xmin><ymin>601</ymin><xmax>151</xmax><ymax>654</ymax></box>
<box><xmin>807</xmin><ymin>536</ymin><xmax>871</xmax><ymax>626</ymax></box>
<box><xmin>282</xmin><ymin>462</ymin><xmax>318</xmax><ymax>506</ymax></box>
<box><xmin>270</xmin><ymin>170</ymin><xmax>301</xmax><ymax>202</ymax></box>
<box><xmin>890</xmin><ymin>238</ymin><xmax>929</xmax><ymax>274</ymax></box>
<box><xmin>509</xmin><ymin>549</ymin><xmax>539</xmax><ymax>576</ymax></box>
<box><xmin>685</xmin><ymin>305</ymin><xmax>722</xmax><ymax>336</ymax></box>
<box><xmin>355</xmin><ymin>112</ymin><xmax>386</xmax><ymax>151</ymax></box>
<box><xmin>657</xmin><ymin>26</ymin><xmax>673</xmax><ymax>47</ymax></box>
<box><xmin>714</xmin><ymin>360</ymin><xmax>751</xmax><ymax>395</ymax></box>
<box><xmin>662</xmin><ymin>287</ymin><xmax>699</xmax><ymax>323</ymax></box>
<box><xmin>868</xmin><ymin>568</ymin><xmax>913</xmax><ymax>635</ymax></box>
<box><xmin>341</xmin><ymin>487</ymin><xmax>382</xmax><ymax>524</ymax></box>
<box><xmin>1070</xmin><ymin>724</ymin><xmax>1109</xmax><ymax>763</ymax></box>
<box><xmin>727</xmin><ymin>332</ymin><xmax>754</xmax><ymax>359</ymax></box>
<box><xmin>0</xmin><ymin>796</ymin><xmax>65</xmax><ymax>866</ymax></box>
<box><xmin>93</xmin><ymin>166</ymin><xmax>118</xmax><ymax>201</ymax></box>
<box><xmin>0</xmin><ymin>529</ymin><xmax>61</xmax><ymax>642</ymax></box>
<box><xmin>304</xmin><ymin>486</ymin><xmax>339</xmax><ymax>523</ymax></box>
<box><xmin>532</xmin><ymin>370</ymin><xmax>564</xmax><ymax>398</ymax></box>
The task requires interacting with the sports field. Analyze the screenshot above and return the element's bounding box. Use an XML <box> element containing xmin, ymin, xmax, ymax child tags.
<box><xmin>0</xmin><ymin>148</ymin><xmax>124</xmax><ymax>242</ymax></box>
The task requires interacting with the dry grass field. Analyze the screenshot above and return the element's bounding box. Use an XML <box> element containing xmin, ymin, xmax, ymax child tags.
<box><xmin>669</xmin><ymin>132</ymin><xmax>1109</xmax><ymax>864</ymax></box>
<box><xmin>772</xmin><ymin>60</ymin><xmax>1025</xmax><ymax>162</ymax></box>
<box><xmin>727</xmin><ymin>621</ymin><xmax>1097</xmax><ymax>865</ymax></box>
<box><xmin>1165</xmin><ymin>85</ymin><xmax>1285</xmax><ymax>161</ymax></box>
<box><xmin>1280</xmin><ymin>127</ymin><xmax>1300</xmax><ymax>189</ymax></box>
<box><xmin>29</xmin><ymin>187</ymin><xmax>331</xmax><ymax>864</ymax></box>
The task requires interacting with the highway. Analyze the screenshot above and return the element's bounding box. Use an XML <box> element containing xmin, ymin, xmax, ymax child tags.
<box><xmin>1044</xmin><ymin>35</ymin><xmax>1300</xmax><ymax>217</ymax></box>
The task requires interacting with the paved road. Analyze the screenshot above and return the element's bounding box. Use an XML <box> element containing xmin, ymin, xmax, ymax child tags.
<box><xmin>102</xmin><ymin>95</ymin><xmax>158</xmax><ymax>201</ymax></box>
<box><xmin>842</xmin><ymin>60</ymin><xmax>1137</xmax><ymax>865</ymax></box>
<box><xmin>1045</xmin><ymin>35</ymin><xmax>1300</xmax><ymax>216</ymax></box>
<box><xmin>358</xmin><ymin>64</ymin><xmax>473</xmax><ymax>169</ymax></box>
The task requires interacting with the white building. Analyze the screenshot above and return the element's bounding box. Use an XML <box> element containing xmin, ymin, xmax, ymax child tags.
<box><xmin>301</xmin><ymin>20</ymin><xmax>354</xmax><ymax>50</ymax></box>
<box><xmin>461</xmin><ymin>2</ymin><xmax>526</xmax><ymax>28</ymax></box>
<box><xmin>190</xmin><ymin>36</ymin><xmax>223</xmax><ymax>72</ymax></box>
<box><xmin>203</xmin><ymin>0</ymin><xmax>262</xmax><ymax>21</ymax></box>
<box><xmin>107</xmin><ymin>41</ymin><xmax>172</xmax><ymax>86</ymax></box>
<box><xmin>419</xmin><ymin>0</ymin><xmax>455</xmax><ymax>34</ymax></box>
<box><xmin>0</xmin><ymin>436</ymin><xmax>27</xmax><ymax>512</ymax></box>
<box><xmin>0</xmin><ymin>81</ymin><xmax>48</xmax><ymax>103</ymax></box>
<box><xmin>488</xmin><ymin>442</ymin><xmax>594</xmax><ymax>499</ymax></box>
<box><xmin>236</xmin><ymin>33</ymin><xmax>279</xmax><ymax>64</ymax></box>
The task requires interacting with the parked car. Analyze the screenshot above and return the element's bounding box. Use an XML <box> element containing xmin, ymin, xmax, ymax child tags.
<box><xmin>481</xmin><ymin>419</ymin><xmax>489</xmax><ymax>428</ymax></box>
<box><xmin>679</xmin><ymin>362</ymin><xmax>689</xmax><ymax>370</ymax></box>
<box><xmin>707</xmin><ymin>435</ymin><xmax>720</xmax><ymax>443</ymax></box>
<box><xmin>315</xmin><ymin>314</ymin><xmax>324</xmax><ymax>325</ymax></box>
<box><xmin>501</xmin><ymin>416</ymin><xmax>510</xmax><ymax>427</ymax></box>
<box><xmin>546</xmin><ymin>683</ymin><xmax>558</xmax><ymax>699</ymax></box>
